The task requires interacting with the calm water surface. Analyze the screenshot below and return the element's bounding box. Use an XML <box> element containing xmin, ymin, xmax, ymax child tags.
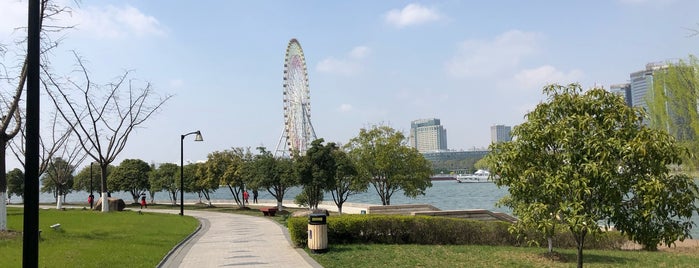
<box><xmin>36</xmin><ymin>180</ymin><xmax>699</xmax><ymax>238</ymax></box>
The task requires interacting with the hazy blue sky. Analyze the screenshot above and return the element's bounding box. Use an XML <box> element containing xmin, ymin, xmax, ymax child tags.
<box><xmin>2</xmin><ymin>0</ymin><xmax>698</xmax><ymax>170</ymax></box>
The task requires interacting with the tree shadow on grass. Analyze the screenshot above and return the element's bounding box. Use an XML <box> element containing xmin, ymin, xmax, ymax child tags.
<box><xmin>541</xmin><ymin>251</ymin><xmax>633</xmax><ymax>265</ymax></box>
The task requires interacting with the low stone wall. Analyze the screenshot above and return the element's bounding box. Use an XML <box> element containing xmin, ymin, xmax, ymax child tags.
<box><xmin>412</xmin><ymin>209</ymin><xmax>516</xmax><ymax>223</ymax></box>
<box><xmin>367</xmin><ymin>204</ymin><xmax>441</xmax><ymax>215</ymax></box>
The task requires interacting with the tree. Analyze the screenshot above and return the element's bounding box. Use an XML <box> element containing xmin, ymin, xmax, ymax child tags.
<box><xmin>42</xmin><ymin>157</ymin><xmax>77</xmax><ymax>208</ymax></box>
<box><xmin>73</xmin><ymin>163</ymin><xmax>113</xmax><ymax>195</ymax></box>
<box><xmin>190</xmin><ymin>162</ymin><xmax>217</xmax><ymax>206</ymax></box>
<box><xmin>150</xmin><ymin>162</ymin><xmax>178</xmax><ymax>205</ymax></box>
<box><xmin>250</xmin><ymin>147</ymin><xmax>298</xmax><ymax>210</ymax></box>
<box><xmin>346</xmin><ymin>125</ymin><xmax>432</xmax><ymax>205</ymax></box>
<box><xmin>108</xmin><ymin>159</ymin><xmax>151</xmax><ymax>204</ymax></box>
<box><xmin>0</xmin><ymin>0</ymin><xmax>71</xmax><ymax>231</ymax></box>
<box><xmin>6</xmin><ymin>168</ymin><xmax>24</xmax><ymax>203</ymax></box>
<box><xmin>647</xmin><ymin>55</ymin><xmax>699</xmax><ymax>170</ymax></box>
<box><xmin>328</xmin><ymin>145</ymin><xmax>363</xmax><ymax>214</ymax></box>
<box><xmin>486</xmin><ymin>84</ymin><xmax>699</xmax><ymax>268</ymax></box>
<box><xmin>296</xmin><ymin>139</ymin><xmax>338</xmax><ymax>209</ymax></box>
<box><xmin>46</xmin><ymin>52</ymin><xmax>171</xmax><ymax>212</ymax></box>
<box><xmin>203</xmin><ymin>148</ymin><xmax>252</xmax><ymax>208</ymax></box>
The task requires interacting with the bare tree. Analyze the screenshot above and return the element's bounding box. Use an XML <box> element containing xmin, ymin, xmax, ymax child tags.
<box><xmin>0</xmin><ymin>0</ymin><xmax>72</xmax><ymax>231</ymax></box>
<box><xmin>46</xmin><ymin>52</ymin><xmax>171</xmax><ymax>212</ymax></box>
<box><xmin>9</xmin><ymin>109</ymin><xmax>73</xmax><ymax>176</ymax></box>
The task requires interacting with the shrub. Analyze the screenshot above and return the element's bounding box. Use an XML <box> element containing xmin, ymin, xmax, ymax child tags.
<box><xmin>287</xmin><ymin>214</ymin><xmax>626</xmax><ymax>250</ymax></box>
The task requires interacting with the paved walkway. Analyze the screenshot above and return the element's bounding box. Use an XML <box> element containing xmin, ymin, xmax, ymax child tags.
<box><xmin>158</xmin><ymin>210</ymin><xmax>323</xmax><ymax>268</ymax></box>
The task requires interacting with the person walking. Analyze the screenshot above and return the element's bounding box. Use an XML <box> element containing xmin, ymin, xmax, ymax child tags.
<box><xmin>252</xmin><ymin>189</ymin><xmax>258</xmax><ymax>204</ymax></box>
<box><xmin>243</xmin><ymin>190</ymin><xmax>249</xmax><ymax>204</ymax></box>
<box><xmin>140</xmin><ymin>193</ymin><xmax>147</xmax><ymax>209</ymax></box>
<box><xmin>88</xmin><ymin>194</ymin><xmax>94</xmax><ymax>209</ymax></box>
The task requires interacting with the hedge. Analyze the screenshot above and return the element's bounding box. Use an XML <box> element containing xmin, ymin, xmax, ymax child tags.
<box><xmin>288</xmin><ymin>214</ymin><xmax>626</xmax><ymax>250</ymax></box>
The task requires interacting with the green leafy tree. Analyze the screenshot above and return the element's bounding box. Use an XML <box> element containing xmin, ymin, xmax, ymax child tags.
<box><xmin>250</xmin><ymin>147</ymin><xmax>298</xmax><ymax>210</ymax></box>
<box><xmin>150</xmin><ymin>162</ymin><xmax>178</xmax><ymax>205</ymax></box>
<box><xmin>73</xmin><ymin>164</ymin><xmax>113</xmax><ymax>195</ymax></box>
<box><xmin>296</xmin><ymin>139</ymin><xmax>338</xmax><ymax>209</ymax></box>
<box><xmin>487</xmin><ymin>84</ymin><xmax>699</xmax><ymax>268</ymax></box>
<box><xmin>203</xmin><ymin>148</ymin><xmax>252</xmax><ymax>208</ymax></box>
<box><xmin>647</xmin><ymin>55</ymin><xmax>699</xmax><ymax>170</ymax></box>
<box><xmin>328</xmin><ymin>146</ymin><xmax>363</xmax><ymax>214</ymax></box>
<box><xmin>191</xmin><ymin>162</ymin><xmax>217</xmax><ymax>206</ymax></box>
<box><xmin>6</xmin><ymin>168</ymin><xmax>24</xmax><ymax>203</ymax></box>
<box><xmin>42</xmin><ymin>157</ymin><xmax>76</xmax><ymax>206</ymax></box>
<box><xmin>108</xmin><ymin>159</ymin><xmax>151</xmax><ymax>204</ymax></box>
<box><xmin>346</xmin><ymin>125</ymin><xmax>432</xmax><ymax>205</ymax></box>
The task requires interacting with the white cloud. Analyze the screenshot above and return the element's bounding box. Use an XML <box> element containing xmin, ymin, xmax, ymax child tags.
<box><xmin>446</xmin><ymin>30</ymin><xmax>543</xmax><ymax>78</ymax></box>
<box><xmin>385</xmin><ymin>4</ymin><xmax>442</xmax><ymax>28</ymax></box>
<box><xmin>69</xmin><ymin>5</ymin><xmax>165</xmax><ymax>39</ymax></box>
<box><xmin>338</xmin><ymin>104</ymin><xmax>353</xmax><ymax>112</ymax></box>
<box><xmin>349</xmin><ymin>46</ymin><xmax>371</xmax><ymax>59</ymax></box>
<box><xmin>316</xmin><ymin>45</ymin><xmax>371</xmax><ymax>76</ymax></box>
<box><xmin>514</xmin><ymin>65</ymin><xmax>584</xmax><ymax>89</ymax></box>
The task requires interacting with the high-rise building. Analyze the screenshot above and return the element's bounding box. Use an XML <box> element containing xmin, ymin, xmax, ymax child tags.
<box><xmin>629</xmin><ymin>62</ymin><xmax>668</xmax><ymax>114</ymax></box>
<box><xmin>491</xmin><ymin>125</ymin><xmax>511</xmax><ymax>143</ymax></box>
<box><xmin>409</xmin><ymin>118</ymin><xmax>448</xmax><ymax>153</ymax></box>
<box><xmin>610</xmin><ymin>83</ymin><xmax>632</xmax><ymax>107</ymax></box>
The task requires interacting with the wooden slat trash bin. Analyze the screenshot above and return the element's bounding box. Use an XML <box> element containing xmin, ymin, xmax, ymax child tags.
<box><xmin>307</xmin><ymin>213</ymin><xmax>328</xmax><ymax>253</ymax></box>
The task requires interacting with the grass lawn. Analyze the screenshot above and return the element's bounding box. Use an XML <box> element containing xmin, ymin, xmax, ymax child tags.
<box><xmin>0</xmin><ymin>206</ymin><xmax>198</xmax><ymax>267</ymax></box>
<box><xmin>309</xmin><ymin>244</ymin><xmax>699</xmax><ymax>268</ymax></box>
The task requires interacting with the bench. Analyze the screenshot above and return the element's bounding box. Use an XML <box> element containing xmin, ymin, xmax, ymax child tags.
<box><xmin>260</xmin><ymin>207</ymin><xmax>278</xmax><ymax>216</ymax></box>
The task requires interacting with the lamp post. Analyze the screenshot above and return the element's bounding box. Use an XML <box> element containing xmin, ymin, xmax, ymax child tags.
<box><xmin>180</xmin><ymin>130</ymin><xmax>203</xmax><ymax>216</ymax></box>
<box><xmin>89</xmin><ymin>162</ymin><xmax>94</xmax><ymax>209</ymax></box>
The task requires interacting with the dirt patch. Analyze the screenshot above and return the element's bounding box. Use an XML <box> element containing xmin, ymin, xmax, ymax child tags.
<box><xmin>0</xmin><ymin>230</ymin><xmax>21</xmax><ymax>240</ymax></box>
<box><xmin>539</xmin><ymin>251</ymin><xmax>568</xmax><ymax>262</ymax></box>
<box><xmin>622</xmin><ymin>239</ymin><xmax>699</xmax><ymax>254</ymax></box>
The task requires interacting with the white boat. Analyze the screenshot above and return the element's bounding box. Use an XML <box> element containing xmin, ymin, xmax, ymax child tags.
<box><xmin>456</xmin><ymin>170</ymin><xmax>492</xmax><ymax>183</ymax></box>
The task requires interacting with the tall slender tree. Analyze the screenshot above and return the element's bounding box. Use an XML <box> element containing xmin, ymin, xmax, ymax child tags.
<box><xmin>646</xmin><ymin>55</ymin><xmax>699</xmax><ymax>170</ymax></box>
<box><xmin>0</xmin><ymin>0</ymin><xmax>71</xmax><ymax>231</ymax></box>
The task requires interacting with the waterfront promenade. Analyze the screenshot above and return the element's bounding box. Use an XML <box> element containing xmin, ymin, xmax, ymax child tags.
<box><xmin>157</xmin><ymin>201</ymin><xmax>367</xmax><ymax>267</ymax></box>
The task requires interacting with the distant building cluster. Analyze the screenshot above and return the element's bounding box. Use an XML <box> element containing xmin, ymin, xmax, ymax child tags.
<box><xmin>610</xmin><ymin>62</ymin><xmax>669</xmax><ymax>115</ymax></box>
<box><xmin>409</xmin><ymin>118</ymin><xmax>448</xmax><ymax>153</ymax></box>
<box><xmin>490</xmin><ymin>124</ymin><xmax>511</xmax><ymax>143</ymax></box>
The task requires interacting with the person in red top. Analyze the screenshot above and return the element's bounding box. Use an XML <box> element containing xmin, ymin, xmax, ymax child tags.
<box><xmin>140</xmin><ymin>193</ymin><xmax>147</xmax><ymax>209</ymax></box>
<box><xmin>243</xmin><ymin>191</ymin><xmax>249</xmax><ymax>204</ymax></box>
<box><xmin>88</xmin><ymin>194</ymin><xmax>94</xmax><ymax>209</ymax></box>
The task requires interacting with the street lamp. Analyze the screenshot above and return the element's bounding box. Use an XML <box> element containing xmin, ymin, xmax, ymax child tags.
<box><xmin>180</xmin><ymin>130</ymin><xmax>203</xmax><ymax>216</ymax></box>
<box><xmin>90</xmin><ymin>162</ymin><xmax>94</xmax><ymax>209</ymax></box>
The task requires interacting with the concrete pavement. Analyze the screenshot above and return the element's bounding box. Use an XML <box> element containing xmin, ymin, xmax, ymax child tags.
<box><xmin>158</xmin><ymin>210</ymin><xmax>323</xmax><ymax>268</ymax></box>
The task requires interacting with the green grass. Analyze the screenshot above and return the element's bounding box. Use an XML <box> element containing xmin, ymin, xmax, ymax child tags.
<box><xmin>309</xmin><ymin>244</ymin><xmax>699</xmax><ymax>268</ymax></box>
<box><xmin>1</xmin><ymin>206</ymin><xmax>198</xmax><ymax>267</ymax></box>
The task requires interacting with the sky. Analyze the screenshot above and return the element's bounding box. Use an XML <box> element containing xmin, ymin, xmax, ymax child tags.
<box><xmin>1</xmin><ymin>0</ymin><xmax>699</xmax><ymax>170</ymax></box>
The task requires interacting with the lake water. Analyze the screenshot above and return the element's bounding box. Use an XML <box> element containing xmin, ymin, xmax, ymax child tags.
<box><xmin>34</xmin><ymin>180</ymin><xmax>699</xmax><ymax>238</ymax></box>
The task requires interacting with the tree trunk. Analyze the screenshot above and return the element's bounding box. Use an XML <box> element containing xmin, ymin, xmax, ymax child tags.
<box><xmin>0</xmin><ymin>192</ymin><xmax>6</xmax><ymax>231</ymax></box>
<box><xmin>0</xmin><ymin>139</ymin><xmax>7</xmax><ymax>231</ymax></box>
<box><xmin>574</xmin><ymin>229</ymin><xmax>587</xmax><ymax>268</ymax></box>
<box><xmin>56</xmin><ymin>188</ymin><xmax>63</xmax><ymax>210</ymax></box>
<box><xmin>548</xmin><ymin>236</ymin><xmax>553</xmax><ymax>253</ymax></box>
<box><xmin>100</xmin><ymin>164</ymin><xmax>110</xmax><ymax>212</ymax></box>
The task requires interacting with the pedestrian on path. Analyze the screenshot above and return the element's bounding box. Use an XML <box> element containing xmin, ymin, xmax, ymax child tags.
<box><xmin>252</xmin><ymin>189</ymin><xmax>258</xmax><ymax>204</ymax></box>
<box><xmin>140</xmin><ymin>193</ymin><xmax>147</xmax><ymax>209</ymax></box>
<box><xmin>88</xmin><ymin>194</ymin><xmax>94</xmax><ymax>209</ymax></box>
<box><xmin>243</xmin><ymin>190</ymin><xmax>249</xmax><ymax>204</ymax></box>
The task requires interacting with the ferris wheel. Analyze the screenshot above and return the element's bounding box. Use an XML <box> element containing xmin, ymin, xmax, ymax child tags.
<box><xmin>275</xmin><ymin>38</ymin><xmax>317</xmax><ymax>157</ymax></box>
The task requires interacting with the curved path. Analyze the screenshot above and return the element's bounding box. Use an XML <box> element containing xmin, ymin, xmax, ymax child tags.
<box><xmin>158</xmin><ymin>210</ymin><xmax>322</xmax><ymax>268</ymax></box>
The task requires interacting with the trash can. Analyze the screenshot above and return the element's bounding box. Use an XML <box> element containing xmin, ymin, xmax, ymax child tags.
<box><xmin>307</xmin><ymin>213</ymin><xmax>328</xmax><ymax>253</ymax></box>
